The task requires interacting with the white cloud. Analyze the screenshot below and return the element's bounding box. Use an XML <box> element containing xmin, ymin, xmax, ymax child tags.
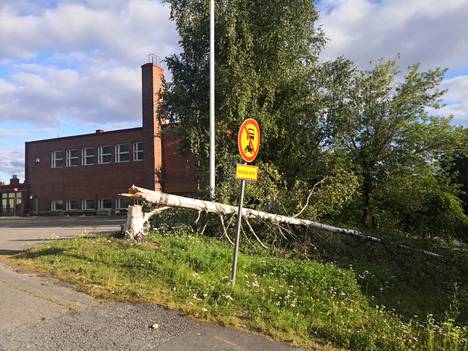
<box><xmin>0</xmin><ymin>148</ymin><xmax>24</xmax><ymax>182</ymax></box>
<box><xmin>440</xmin><ymin>74</ymin><xmax>468</xmax><ymax>124</ymax></box>
<box><xmin>0</xmin><ymin>0</ymin><xmax>178</xmax><ymax>129</ymax></box>
<box><xmin>0</xmin><ymin>1</ymin><xmax>178</xmax><ymax>65</ymax></box>
<box><xmin>0</xmin><ymin>78</ymin><xmax>15</xmax><ymax>93</ymax></box>
<box><xmin>0</xmin><ymin>129</ymin><xmax>26</xmax><ymax>137</ymax></box>
<box><xmin>0</xmin><ymin>63</ymin><xmax>142</xmax><ymax>125</ymax></box>
<box><xmin>318</xmin><ymin>0</ymin><xmax>468</xmax><ymax>71</ymax></box>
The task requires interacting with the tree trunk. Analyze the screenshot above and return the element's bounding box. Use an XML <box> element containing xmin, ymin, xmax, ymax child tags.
<box><xmin>119</xmin><ymin>185</ymin><xmax>442</xmax><ymax>258</ymax></box>
<box><xmin>123</xmin><ymin>205</ymin><xmax>170</xmax><ymax>241</ymax></box>
<box><xmin>361</xmin><ymin>176</ymin><xmax>374</xmax><ymax>227</ymax></box>
<box><xmin>124</xmin><ymin>205</ymin><xmax>146</xmax><ymax>241</ymax></box>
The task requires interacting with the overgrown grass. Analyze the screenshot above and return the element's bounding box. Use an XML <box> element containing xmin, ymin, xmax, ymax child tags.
<box><xmin>4</xmin><ymin>229</ymin><xmax>467</xmax><ymax>351</ymax></box>
<box><xmin>298</xmin><ymin>230</ymin><xmax>468</xmax><ymax>324</ymax></box>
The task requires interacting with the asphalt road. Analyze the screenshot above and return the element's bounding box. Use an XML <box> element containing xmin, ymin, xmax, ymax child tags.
<box><xmin>0</xmin><ymin>216</ymin><xmax>122</xmax><ymax>252</ymax></box>
<box><xmin>0</xmin><ymin>217</ymin><xmax>302</xmax><ymax>350</ymax></box>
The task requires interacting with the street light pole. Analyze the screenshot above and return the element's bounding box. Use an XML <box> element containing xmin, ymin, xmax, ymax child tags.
<box><xmin>209</xmin><ymin>0</ymin><xmax>215</xmax><ymax>199</ymax></box>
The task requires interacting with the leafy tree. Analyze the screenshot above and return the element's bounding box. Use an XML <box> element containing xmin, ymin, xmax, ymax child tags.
<box><xmin>453</xmin><ymin>153</ymin><xmax>468</xmax><ymax>213</ymax></box>
<box><xmin>161</xmin><ymin>1</ymin><xmax>466</xmax><ymax>241</ymax></box>
<box><xmin>445</xmin><ymin>128</ymin><xmax>468</xmax><ymax>214</ymax></box>
<box><xmin>329</xmin><ymin>59</ymin><xmax>465</xmax><ymax>227</ymax></box>
<box><xmin>162</xmin><ymin>0</ymin><xmax>329</xmax><ymax>192</ymax></box>
<box><xmin>375</xmin><ymin>169</ymin><xmax>467</xmax><ymax>240</ymax></box>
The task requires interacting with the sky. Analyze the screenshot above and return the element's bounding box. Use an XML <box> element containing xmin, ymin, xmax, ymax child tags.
<box><xmin>0</xmin><ymin>0</ymin><xmax>467</xmax><ymax>182</ymax></box>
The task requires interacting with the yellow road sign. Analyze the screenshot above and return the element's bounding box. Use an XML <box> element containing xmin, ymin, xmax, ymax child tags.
<box><xmin>238</xmin><ymin>118</ymin><xmax>260</xmax><ymax>163</ymax></box>
<box><xmin>236</xmin><ymin>164</ymin><xmax>258</xmax><ymax>181</ymax></box>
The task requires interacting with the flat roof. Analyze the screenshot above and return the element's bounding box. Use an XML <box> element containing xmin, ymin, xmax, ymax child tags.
<box><xmin>25</xmin><ymin>127</ymin><xmax>143</xmax><ymax>144</ymax></box>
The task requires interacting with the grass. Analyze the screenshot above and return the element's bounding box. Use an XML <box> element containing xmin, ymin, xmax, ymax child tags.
<box><xmin>300</xmin><ymin>230</ymin><xmax>468</xmax><ymax>324</ymax></box>
<box><xmin>3</xmin><ymin>228</ymin><xmax>468</xmax><ymax>351</ymax></box>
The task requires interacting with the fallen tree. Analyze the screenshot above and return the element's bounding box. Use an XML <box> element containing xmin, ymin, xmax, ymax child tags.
<box><xmin>123</xmin><ymin>204</ymin><xmax>170</xmax><ymax>241</ymax></box>
<box><xmin>121</xmin><ymin>185</ymin><xmax>443</xmax><ymax>258</ymax></box>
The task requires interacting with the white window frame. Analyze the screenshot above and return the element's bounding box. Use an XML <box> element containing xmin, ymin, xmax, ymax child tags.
<box><xmin>133</xmin><ymin>142</ymin><xmax>143</xmax><ymax>161</ymax></box>
<box><xmin>98</xmin><ymin>145</ymin><xmax>112</xmax><ymax>164</ymax></box>
<box><xmin>115</xmin><ymin>198</ymin><xmax>131</xmax><ymax>209</ymax></box>
<box><xmin>115</xmin><ymin>143</ymin><xmax>130</xmax><ymax>163</ymax></box>
<box><xmin>82</xmin><ymin>199</ymin><xmax>96</xmax><ymax>210</ymax></box>
<box><xmin>66</xmin><ymin>149</ymin><xmax>80</xmax><ymax>167</ymax></box>
<box><xmin>82</xmin><ymin>147</ymin><xmax>96</xmax><ymax>166</ymax></box>
<box><xmin>98</xmin><ymin>198</ymin><xmax>113</xmax><ymax>209</ymax></box>
<box><xmin>66</xmin><ymin>199</ymin><xmax>79</xmax><ymax>211</ymax></box>
<box><xmin>51</xmin><ymin>200</ymin><xmax>64</xmax><ymax>211</ymax></box>
<box><xmin>51</xmin><ymin>151</ymin><xmax>64</xmax><ymax>168</ymax></box>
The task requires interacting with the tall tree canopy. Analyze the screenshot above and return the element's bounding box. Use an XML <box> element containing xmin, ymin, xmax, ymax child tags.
<box><xmin>161</xmin><ymin>0</ymin><xmax>467</xmax><ymax>240</ymax></box>
<box><xmin>162</xmin><ymin>0</ymin><xmax>327</xmax><ymax>185</ymax></box>
<box><xmin>328</xmin><ymin>60</ymin><xmax>465</xmax><ymax>226</ymax></box>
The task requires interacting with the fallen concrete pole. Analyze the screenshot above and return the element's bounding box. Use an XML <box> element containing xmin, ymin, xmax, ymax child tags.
<box><xmin>121</xmin><ymin>185</ymin><xmax>443</xmax><ymax>258</ymax></box>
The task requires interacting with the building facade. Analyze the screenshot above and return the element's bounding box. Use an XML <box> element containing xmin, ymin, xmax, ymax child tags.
<box><xmin>0</xmin><ymin>175</ymin><xmax>28</xmax><ymax>216</ymax></box>
<box><xmin>4</xmin><ymin>62</ymin><xmax>197</xmax><ymax>216</ymax></box>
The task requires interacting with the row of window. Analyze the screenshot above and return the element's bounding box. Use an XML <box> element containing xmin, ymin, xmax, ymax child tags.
<box><xmin>51</xmin><ymin>198</ymin><xmax>131</xmax><ymax>211</ymax></box>
<box><xmin>1</xmin><ymin>192</ymin><xmax>21</xmax><ymax>199</ymax></box>
<box><xmin>1</xmin><ymin>192</ymin><xmax>22</xmax><ymax>212</ymax></box>
<box><xmin>51</xmin><ymin>142</ymin><xmax>143</xmax><ymax>168</ymax></box>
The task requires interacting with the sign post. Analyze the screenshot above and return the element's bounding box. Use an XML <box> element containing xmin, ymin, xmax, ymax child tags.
<box><xmin>231</xmin><ymin>177</ymin><xmax>245</xmax><ymax>287</ymax></box>
<box><xmin>231</xmin><ymin>118</ymin><xmax>260</xmax><ymax>287</ymax></box>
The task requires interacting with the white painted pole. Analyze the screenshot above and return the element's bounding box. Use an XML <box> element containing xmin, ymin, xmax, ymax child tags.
<box><xmin>209</xmin><ymin>0</ymin><xmax>216</xmax><ymax>198</ymax></box>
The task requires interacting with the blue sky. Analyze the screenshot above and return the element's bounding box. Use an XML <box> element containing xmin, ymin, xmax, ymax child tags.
<box><xmin>1</xmin><ymin>0</ymin><xmax>468</xmax><ymax>182</ymax></box>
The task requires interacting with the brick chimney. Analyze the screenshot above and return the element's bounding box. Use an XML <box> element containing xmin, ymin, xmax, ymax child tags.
<box><xmin>9</xmin><ymin>175</ymin><xmax>20</xmax><ymax>186</ymax></box>
<box><xmin>141</xmin><ymin>62</ymin><xmax>164</xmax><ymax>191</ymax></box>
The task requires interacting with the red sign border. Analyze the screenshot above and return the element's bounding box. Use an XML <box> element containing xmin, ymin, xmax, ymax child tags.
<box><xmin>238</xmin><ymin>118</ymin><xmax>260</xmax><ymax>163</ymax></box>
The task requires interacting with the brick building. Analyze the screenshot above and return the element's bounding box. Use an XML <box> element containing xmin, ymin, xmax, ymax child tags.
<box><xmin>0</xmin><ymin>175</ymin><xmax>28</xmax><ymax>216</ymax></box>
<box><xmin>0</xmin><ymin>62</ymin><xmax>197</xmax><ymax>216</ymax></box>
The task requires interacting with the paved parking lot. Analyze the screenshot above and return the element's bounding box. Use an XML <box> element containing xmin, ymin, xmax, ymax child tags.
<box><xmin>0</xmin><ymin>216</ymin><xmax>123</xmax><ymax>334</ymax></box>
<box><xmin>0</xmin><ymin>216</ymin><xmax>123</xmax><ymax>252</ymax></box>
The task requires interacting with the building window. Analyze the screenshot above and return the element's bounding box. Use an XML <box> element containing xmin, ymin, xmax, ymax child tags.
<box><xmin>1</xmin><ymin>192</ymin><xmax>21</xmax><ymax>215</ymax></box>
<box><xmin>51</xmin><ymin>151</ymin><xmax>64</xmax><ymax>168</ymax></box>
<box><xmin>115</xmin><ymin>143</ymin><xmax>130</xmax><ymax>163</ymax></box>
<box><xmin>66</xmin><ymin>149</ymin><xmax>80</xmax><ymax>167</ymax></box>
<box><xmin>1</xmin><ymin>196</ymin><xmax>6</xmax><ymax>214</ymax></box>
<box><xmin>51</xmin><ymin>200</ymin><xmax>64</xmax><ymax>211</ymax></box>
<box><xmin>115</xmin><ymin>198</ymin><xmax>131</xmax><ymax>209</ymax></box>
<box><xmin>82</xmin><ymin>199</ymin><xmax>95</xmax><ymax>210</ymax></box>
<box><xmin>82</xmin><ymin>147</ymin><xmax>95</xmax><ymax>165</ymax></box>
<box><xmin>98</xmin><ymin>146</ymin><xmax>112</xmax><ymax>164</ymax></box>
<box><xmin>133</xmin><ymin>142</ymin><xmax>143</xmax><ymax>161</ymax></box>
<box><xmin>66</xmin><ymin>200</ymin><xmax>79</xmax><ymax>210</ymax></box>
<box><xmin>98</xmin><ymin>198</ymin><xmax>113</xmax><ymax>209</ymax></box>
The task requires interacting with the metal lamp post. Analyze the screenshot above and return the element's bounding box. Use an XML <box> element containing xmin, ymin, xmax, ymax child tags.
<box><xmin>209</xmin><ymin>0</ymin><xmax>216</xmax><ymax>199</ymax></box>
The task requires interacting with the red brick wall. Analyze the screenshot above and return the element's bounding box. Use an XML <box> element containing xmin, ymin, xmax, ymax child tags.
<box><xmin>142</xmin><ymin>63</ymin><xmax>163</xmax><ymax>191</ymax></box>
<box><xmin>22</xmin><ymin>63</ymin><xmax>198</xmax><ymax>215</ymax></box>
<box><xmin>141</xmin><ymin>63</ymin><xmax>197</xmax><ymax>194</ymax></box>
<box><xmin>25</xmin><ymin>128</ymin><xmax>145</xmax><ymax>213</ymax></box>
<box><xmin>162</xmin><ymin>129</ymin><xmax>198</xmax><ymax>194</ymax></box>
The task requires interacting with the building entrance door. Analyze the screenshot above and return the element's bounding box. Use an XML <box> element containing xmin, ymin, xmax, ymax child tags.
<box><xmin>0</xmin><ymin>192</ymin><xmax>21</xmax><ymax>216</ymax></box>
